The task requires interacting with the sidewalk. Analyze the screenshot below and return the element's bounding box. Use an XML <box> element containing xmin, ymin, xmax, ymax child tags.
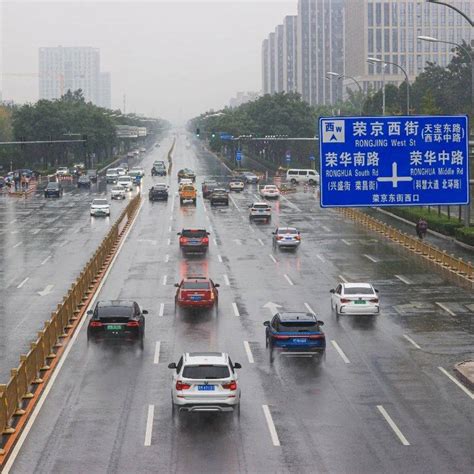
<box><xmin>363</xmin><ymin>207</ymin><xmax>474</xmax><ymax>263</ymax></box>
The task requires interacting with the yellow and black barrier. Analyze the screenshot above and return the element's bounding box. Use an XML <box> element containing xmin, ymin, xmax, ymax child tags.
<box><xmin>0</xmin><ymin>193</ymin><xmax>141</xmax><ymax>459</ymax></box>
<box><xmin>339</xmin><ymin>208</ymin><xmax>474</xmax><ymax>289</ymax></box>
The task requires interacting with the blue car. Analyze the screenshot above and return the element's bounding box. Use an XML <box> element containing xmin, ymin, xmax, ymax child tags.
<box><xmin>264</xmin><ymin>312</ymin><xmax>325</xmax><ymax>358</ymax></box>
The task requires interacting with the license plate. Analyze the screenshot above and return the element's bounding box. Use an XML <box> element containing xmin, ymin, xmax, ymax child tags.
<box><xmin>285</xmin><ymin>237</ymin><xmax>292</xmax><ymax>240</ymax></box>
<box><xmin>354</xmin><ymin>300</ymin><xmax>366</xmax><ymax>304</ymax></box>
<box><xmin>107</xmin><ymin>325</ymin><xmax>122</xmax><ymax>330</ymax></box>
<box><xmin>197</xmin><ymin>385</ymin><xmax>215</xmax><ymax>391</ymax></box>
<box><xmin>293</xmin><ymin>338</ymin><xmax>307</xmax><ymax>344</ymax></box>
<box><xmin>189</xmin><ymin>240</ymin><xmax>199</xmax><ymax>244</ymax></box>
<box><xmin>191</xmin><ymin>295</ymin><xmax>202</xmax><ymax>301</ymax></box>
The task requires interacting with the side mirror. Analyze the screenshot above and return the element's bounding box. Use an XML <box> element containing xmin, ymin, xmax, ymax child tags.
<box><xmin>318</xmin><ymin>320</ymin><xmax>324</xmax><ymax>326</ymax></box>
<box><xmin>272</xmin><ymin>232</ymin><xmax>276</xmax><ymax>235</ymax></box>
<box><xmin>207</xmin><ymin>232</ymin><xmax>210</xmax><ymax>235</ymax></box>
<box><xmin>174</xmin><ymin>283</ymin><xmax>180</xmax><ymax>287</ymax></box>
<box><xmin>263</xmin><ymin>321</ymin><xmax>270</xmax><ymax>326</ymax></box>
<box><xmin>233</xmin><ymin>362</ymin><xmax>242</xmax><ymax>369</ymax></box>
<box><xmin>176</xmin><ymin>232</ymin><xmax>181</xmax><ymax>235</ymax></box>
<box><xmin>87</xmin><ymin>310</ymin><xmax>93</xmax><ymax>315</ymax></box>
<box><xmin>142</xmin><ymin>310</ymin><xmax>148</xmax><ymax>315</ymax></box>
<box><xmin>168</xmin><ymin>362</ymin><xmax>176</xmax><ymax>369</ymax></box>
<box><xmin>329</xmin><ymin>289</ymin><xmax>335</xmax><ymax>294</ymax></box>
<box><xmin>375</xmin><ymin>289</ymin><xmax>379</xmax><ymax>293</ymax></box>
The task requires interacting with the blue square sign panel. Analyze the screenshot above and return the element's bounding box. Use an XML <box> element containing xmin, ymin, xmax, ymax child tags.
<box><xmin>319</xmin><ymin>115</ymin><xmax>470</xmax><ymax>208</ymax></box>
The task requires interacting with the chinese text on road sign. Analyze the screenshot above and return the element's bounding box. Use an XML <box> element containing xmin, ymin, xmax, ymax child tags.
<box><xmin>319</xmin><ymin>116</ymin><xmax>469</xmax><ymax>208</ymax></box>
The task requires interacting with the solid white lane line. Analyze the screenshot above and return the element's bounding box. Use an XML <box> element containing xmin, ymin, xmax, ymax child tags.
<box><xmin>217</xmin><ymin>254</ymin><xmax>223</xmax><ymax>263</ymax></box>
<box><xmin>403</xmin><ymin>334</ymin><xmax>421</xmax><ymax>349</ymax></box>
<box><xmin>228</xmin><ymin>194</ymin><xmax>241</xmax><ymax>211</ymax></box>
<box><xmin>262</xmin><ymin>405</ymin><xmax>281</xmax><ymax>447</ymax></box>
<box><xmin>167</xmin><ymin>238</ymin><xmax>171</xmax><ymax>246</ymax></box>
<box><xmin>257</xmin><ymin>238</ymin><xmax>264</xmax><ymax>246</ymax></box>
<box><xmin>144</xmin><ymin>404</ymin><xmax>155</xmax><ymax>446</ymax></box>
<box><xmin>331</xmin><ymin>340</ymin><xmax>350</xmax><ymax>364</ymax></box>
<box><xmin>363</xmin><ymin>254</ymin><xmax>378</xmax><ymax>263</ymax></box>
<box><xmin>159</xmin><ymin>303</ymin><xmax>164</xmax><ymax>317</ymax></box>
<box><xmin>438</xmin><ymin>367</ymin><xmax>474</xmax><ymax>400</ymax></box>
<box><xmin>341</xmin><ymin>239</ymin><xmax>352</xmax><ymax>246</ymax></box>
<box><xmin>10</xmin><ymin>219</ymin><xmax>17</xmax><ymax>224</ymax></box>
<box><xmin>32</xmin><ymin>229</ymin><xmax>41</xmax><ymax>235</ymax></box>
<box><xmin>284</xmin><ymin>274</ymin><xmax>294</xmax><ymax>286</ymax></box>
<box><xmin>168</xmin><ymin>225</ymin><xmax>172</xmax><ymax>232</ymax></box>
<box><xmin>13</xmin><ymin>241</ymin><xmax>23</xmax><ymax>249</ymax></box>
<box><xmin>209</xmin><ymin>225</ymin><xmax>213</xmax><ymax>232</ymax></box>
<box><xmin>232</xmin><ymin>302</ymin><xmax>240</xmax><ymax>317</ymax></box>
<box><xmin>243</xmin><ymin>341</ymin><xmax>254</xmax><ymax>364</ymax></box>
<box><xmin>165</xmin><ymin>254</ymin><xmax>170</xmax><ymax>263</ymax></box>
<box><xmin>269</xmin><ymin>254</ymin><xmax>277</xmax><ymax>263</ymax></box>
<box><xmin>280</xmin><ymin>195</ymin><xmax>302</xmax><ymax>212</ymax></box>
<box><xmin>435</xmin><ymin>302</ymin><xmax>456</xmax><ymax>317</ymax></box>
<box><xmin>223</xmin><ymin>274</ymin><xmax>230</xmax><ymax>286</ymax></box>
<box><xmin>376</xmin><ymin>405</ymin><xmax>410</xmax><ymax>446</ymax></box>
<box><xmin>213</xmin><ymin>238</ymin><xmax>218</xmax><ymax>246</ymax></box>
<box><xmin>169</xmin><ymin>215</ymin><xmax>173</xmax><ymax>221</ymax></box>
<box><xmin>316</xmin><ymin>254</ymin><xmax>325</xmax><ymax>262</ymax></box>
<box><xmin>248</xmin><ymin>225</ymin><xmax>255</xmax><ymax>233</ymax></box>
<box><xmin>153</xmin><ymin>342</ymin><xmax>161</xmax><ymax>364</ymax></box>
<box><xmin>162</xmin><ymin>275</ymin><xmax>167</xmax><ymax>286</ymax></box>
<box><xmin>17</xmin><ymin>277</ymin><xmax>29</xmax><ymax>289</ymax></box>
<box><xmin>41</xmin><ymin>255</ymin><xmax>52</xmax><ymax>265</ymax></box>
<box><xmin>322</xmin><ymin>225</ymin><xmax>331</xmax><ymax>232</ymax></box>
<box><xmin>304</xmin><ymin>302</ymin><xmax>316</xmax><ymax>314</ymax></box>
<box><xmin>10</xmin><ymin>231</ymin><xmax>19</xmax><ymax>235</ymax></box>
<box><xmin>338</xmin><ymin>274</ymin><xmax>348</xmax><ymax>283</ymax></box>
<box><xmin>395</xmin><ymin>275</ymin><xmax>412</xmax><ymax>285</ymax></box>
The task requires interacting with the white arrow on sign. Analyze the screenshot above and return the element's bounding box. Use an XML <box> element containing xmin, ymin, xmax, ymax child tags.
<box><xmin>263</xmin><ymin>302</ymin><xmax>282</xmax><ymax>315</ymax></box>
<box><xmin>38</xmin><ymin>285</ymin><xmax>54</xmax><ymax>297</ymax></box>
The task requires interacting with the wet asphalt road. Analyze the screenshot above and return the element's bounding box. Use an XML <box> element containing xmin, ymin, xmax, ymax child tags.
<box><xmin>6</xmin><ymin>132</ymin><xmax>474</xmax><ymax>474</ymax></box>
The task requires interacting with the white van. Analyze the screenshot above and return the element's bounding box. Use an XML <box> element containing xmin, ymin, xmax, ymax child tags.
<box><xmin>286</xmin><ymin>169</ymin><xmax>320</xmax><ymax>185</ymax></box>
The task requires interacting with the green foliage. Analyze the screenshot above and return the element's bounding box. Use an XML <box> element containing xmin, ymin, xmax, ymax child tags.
<box><xmin>454</xmin><ymin>226</ymin><xmax>474</xmax><ymax>246</ymax></box>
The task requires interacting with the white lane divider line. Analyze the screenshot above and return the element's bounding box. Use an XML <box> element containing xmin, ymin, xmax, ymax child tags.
<box><xmin>167</xmin><ymin>238</ymin><xmax>171</xmax><ymax>246</ymax></box>
<box><xmin>41</xmin><ymin>255</ymin><xmax>52</xmax><ymax>265</ymax></box>
<box><xmin>223</xmin><ymin>274</ymin><xmax>230</xmax><ymax>286</ymax></box>
<box><xmin>262</xmin><ymin>405</ymin><xmax>281</xmax><ymax>447</ymax></box>
<box><xmin>213</xmin><ymin>238</ymin><xmax>218</xmax><ymax>246</ymax></box>
<box><xmin>331</xmin><ymin>340</ymin><xmax>350</xmax><ymax>364</ymax></box>
<box><xmin>316</xmin><ymin>254</ymin><xmax>325</xmax><ymax>263</ymax></box>
<box><xmin>232</xmin><ymin>302</ymin><xmax>240</xmax><ymax>317</ymax></box>
<box><xmin>304</xmin><ymin>302</ymin><xmax>316</xmax><ymax>314</ymax></box>
<box><xmin>395</xmin><ymin>275</ymin><xmax>412</xmax><ymax>285</ymax></box>
<box><xmin>376</xmin><ymin>405</ymin><xmax>410</xmax><ymax>446</ymax></box>
<box><xmin>209</xmin><ymin>225</ymin><xmax>213</xmax><ymax>232</ymax></box>
<box><xmin>144</xmin><ymin>404</ymin><xmax>155</xmax><ymax>446</ymax></box>
<box><xmin>153</xmin><ymin>342</ymin><xmax>161</xmax><ymax>364</ymax></box>
<box><xmin>229</xmin><ymin>194</ymin><xmax>241</xmax><ymax>211</ymax></box>
<box><xmin>243</xmin><ymin>341</ymin><xmax>254</xmax><ymax>364</ymax></box>
<box><xmin>269</xmin><ymin>254</ymin><xmax>277</xmax><ymax>264</ymax></box>
<box><xmin>257</xmin><ymin>238</ymin><xmax>265</xmax><ymax>246</ymax></box>
<box><xmin>284</xmin><ymin>274</ymin><xmax>294</xmax><ymax>286</ymax></box>
<box><xmin>438</xmin><ymin>367</ymin><xmax>474</xmax><ymax>400</ymax></box>
<box><xmin>341</xmin><ymin>239</ymin><xmax>352</xmax><ymax>246</ymax></box>
<box><xmin>169</xmin><ymin>215</ymin><xmax>173</xmax><ymax>221</ymax></box>
<box><xmin>435</xmin><ymin>302</ymin><xmax>456</xmax><ymax>317</ymax></box>
<box><xmin>363</xmin><ymin>254</ymin><xmax>378</xmax><ymax>263</ymax></box>
<box><xmin>403</xmin><ymin>334</ymin><xmax>421</xmax><ymax>349</ymax></box>
<box><xmin>168</xmin><ymin>225</ymin><xmax>172</xmax><ymax>232</ymax></box>
<box><xmin>10</xmin><ymin>219</ymin><xmax>17</xmax><ymax>225</ymax></box>
<box><xmin>159</xmin><ymin>303</ymin><xmax>165</xmax><ymax>317</ymax></box>
<box><xmin>206</xmin><ymin>214</ymin><xmax>211</xmax><ymax>222</ymax></box>
<box><xmin>248</xmin><ymin>225</ymin><xmax>255</xmax><ymax>233</ymax></box>
<box><xmin>17</xmin><ymin>277</ymin><xmax>29</xmax><ymax>289</ymax></box>
<box><xmin>162</xmin><ymin>275</ymin><xmax>167</xmax><ymax>286</ymax></box>
<box><xmin>338</xmin><ymin>274</ymin><xmax>348</xmax><ymax>283</ymax></box>
<box><xmin>322</xmin><ymin>225</ymin><xmax>331</xmax><ymax>232</ymax></box>
<box><xmin>165</xmin><ymin>254</ymin><xmax>170</xmax><ymax>263</ymax></box>
<box><xmin>32</xmin><ymin>229</ymin><xmax>41</xmax><ymax>235</ymax></box>
<box><xmin>13</xmin><ymin>241</ymin><xmax>23</xmax><ymax>249</ymax></box>
<box><xmin>217</xmin><ymin>254</ymin><xmax>223</xmax><ymax>263</ymax></box>
<box><xmin>73</xmin><ymin>227</ymin><xmax>81</xmax><ymax>234</ymax></box>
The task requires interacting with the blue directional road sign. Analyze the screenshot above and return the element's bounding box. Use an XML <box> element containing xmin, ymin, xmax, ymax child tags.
<box><xmin>285</xmin><ymin>151</ymin><xmax>291</xmax><ymax>163</ymax></box>
<box><xmin>236</xmin><ymin>150</ymin><xmax>242</xmax><ymax>161</ymax></box>
<box><xmin>220</xmin><ymin>133</ymin><xmax>233</xmax><ymax>141</ymax></box>
<box><xmin>319</xmin><ymin>115</ymin><xmax>470</xmax><ymax>208</ymax></box>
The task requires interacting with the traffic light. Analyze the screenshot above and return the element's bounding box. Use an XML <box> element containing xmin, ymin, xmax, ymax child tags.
<box><xmin>196</xmin><ymin>128</ymin><xmax>200</xmax><ymax>137</ymax></box>
<box><xmin>211</xmin><ymin>131</ymin><xmax>216</xmax><ymax>139</ymax></box>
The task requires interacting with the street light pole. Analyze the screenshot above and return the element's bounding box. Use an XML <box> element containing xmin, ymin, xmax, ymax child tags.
<box><xmin>326</xmin><ymin>72</ymin><xmax>364</xmax><ymax>115</ymax></box>
<box><xmin>367</xmin><ymin>58</ymin><xmax>389</xmax><ymax>115</ymax></box>
<box><xmin>426</xmin><ymin>0</ymin><xmax>474</xmax><ymax>27</ymax></box>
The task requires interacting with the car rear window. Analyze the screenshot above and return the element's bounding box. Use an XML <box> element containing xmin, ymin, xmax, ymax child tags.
<box><xmin>344</xmin><ymin>287</ymin><xmax>374</xmax><ymax>295</ymax></box>
<box><xmin>182</xmin><ymin>230</ymin><xmax>206</xmax><ymax>237</ymax></box>
<box><xmin>182</xmin><ymin>185</ymin><xmax>194</xmax><ymax>191</ymax></box>
<box><xmin>278</xmin><ymin>228</ymin><xmax>297</xmax><ymax>234</ymax></box>
<box><xmin>182</xmin><ymin>281</ymin><xmax>210</xmax><ymax>289</ymax></box>
<box><xmin>182</xmin><ymin>365</ymin><xmax>230</xmax><ymax>379</ymax></box>
<box><xmin>278</xmin><ymin>321</ymin><xmax>319</xmax><ymax>332</ymax></box>
<box><xmin>47</xmin><ymin>183</ymin><xmax>59</xmax><ymax>188</ymax></box>
<box><xmin>93</xmin><ymin>199</ymin><xmax>108</xmax><ymax>205</ymax></box>
<box><xmin>254</xmin><ymin>204</ymin><xmax>270</xmax><ymax>209</ymax></box>
<box><xmin>97</xmin><ymin>306</ymin><xmax>133</xmax><ymax>318</ymax></box>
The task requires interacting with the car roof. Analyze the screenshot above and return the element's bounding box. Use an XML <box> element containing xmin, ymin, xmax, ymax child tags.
<box><xmin>182</xmin><ymin>228</ymin><xmax>207</xmax><ymax>232</ymax></box>
<box><xmin>277</xmin><ymin>312</ymin><xmax>318</xmax><ymax>322</ymax></box>
<box><xmin>342</xmin><ymin>283</ymin><xmax>373</xmax><ymax>288</ymax></box>
<box><xmin>97</xmin><ymin>300</ymin><xmax>135</xmax><ymax>308</ymax></box>
<box><xmin>252</xmin><ymin>202</ymin><xmax>270</xmax><ymax>206</ymax></box>
<box><xmin>277</xmin><ymin>227</ymin><xmax>298</xmax><ymax>231</ymax></box>
<box><xmin>47</xmin><ymin>182</ymin><xmax>59</xmax><ymax>187</ymax></box>
<box><xmin>183</xmin><ymin>276</ymin><xmax>210</xmax><ymax>281</ymax></box>
<box><xmin>184</xmin><ymin>352</ymin><xmax>228</xmax><ymax>365</ymax></box>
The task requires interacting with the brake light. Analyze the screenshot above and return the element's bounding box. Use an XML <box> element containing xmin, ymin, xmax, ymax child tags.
<box><xmin>273</xmin><ymin>334</ymin><xmax>290</xmax><ymax>340</ymax></box>
<box><xmin>308</xmin><ymin>334</ymin><xmax>325</xmax><ymax>339</ymax></box>
<box><xmin>176</xmin><ymin>381</ymin><xmax>191</xmax><ymax>390</ymax></box>
<box><xmin>340</xmin><ymin>298</ymin><xmax>351</xmax><ymax>303</ymax></box>
<box><xmin>222</xmin><ymin>381</ymin><xmax>237</xmax><ymax>391</ymax></box>
<box><xmin>276</xmin><ymin>236</ymin><xmax>283</xmax><ymax>240</ymax></box>
<box><xmin>295</xmin><ymin>235</ymin><xmax>301</xmax><ymax>241</ymax></box>
<box><xmin>90</xmin><ymin>321</ymin><xmax>102</xmax><ymax>327</ymax></box>
<box><xmin>127</xmin><ymin>320</ymin><xmax>140</xmax><ymax>327</ymax></box>
<box><xmin>202</xmin><ymin>237</ymin><xmax>209</xmax><ymax>244</ymax></box>
<box><xmin>369</xmin><ymin>298</ymin><xmax>379</xmax><ymax>303</ymax></box>
<box><xmin>180</xmin><ymin>237</ymin><xmax>187</xmax><ymax>244</ymax></box>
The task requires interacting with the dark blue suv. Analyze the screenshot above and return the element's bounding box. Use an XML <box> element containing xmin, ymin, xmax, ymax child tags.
<box><xmin>264</xmin><ymin>312</ymin><xmax>325</xmax><ymax>358</ymax></box>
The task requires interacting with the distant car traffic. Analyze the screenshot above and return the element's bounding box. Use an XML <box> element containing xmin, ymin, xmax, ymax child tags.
<box><xmin>130</xmin><ymin>166</ymin><xmax>145</xmax><ymax>177</ymax></box>
<box><xmin>77</xmin><ymin>175</ymin><xmax>91</xmax><ymax>188</ymax></box>
<box><xmin>175</xmin><ymin>277</ymin><xmax>220</xmax><ymax>309</ymax></box>
<box><xmin>286</xmin><ymin>169</ymin><xmax>320</xmax><ymax>185</ymax></box>
<box><xmin>117</xmin><ymin>175</ymin><xmax>133</xmax><ymax>191</ymax></box>
<box><xmin>87</xmin><ymin>300</ymin><xmax>148</xmax><ymax>348</ymax></box>
<box><xmin>259</xmin><ymin>185</ymin><xmax>280</xmax><ymax>199</ymax></box>
<box><xmin>202</xmin><ymin>180</ymin><xmax>218</xmax><ymax>199</ymax></box>
<box><xmin>86</xmin><ymin>169</ymin><xmax>98</xmax><ymax>183</ymax></box>
<box><xmin>44</xmin><ymin>182</ymin><xmax>63</xmax><ymax>198</ymax></box>
<box><xmin>56</xmin><ymin>167</ymin><xmax>69</xmax><ymax>176</ymax></box>
<box><xmin>119</xmin><ymin>162</ymin><xmax>129</xmax><ymax>173</ymax></box>
<box><xmin>177</xmin><ymin>168</ymin><xmax>196</xmax><ymax>182</ymax></box>
<box><xmin>149</xmin><ymin>184</ymin><xmax>169</xmax><ymax>201</ymax></box>
<box><xmin>249</xmin><ymin>202</ymin><xmax>271</xmax><ymax>222</ymax></box>
<box><xmin>168</xmin><ymin>352</ymin><xmax>241</xmax><ymax>414</ymax></box>
<box><xmin>90</xmin><ymin>198</ymin><xmax>110</xmax><ymax>217</ymax></box>
<box><xmin>264</xmin><ymin>312</ymin><xmax>326</xmax><ymax>358</ymax></box>
<box><xmin>330</xmin><ymin>283</ymin><xmax>380</xmax><ymax>315</ymax></box>
<box><xmin>210</xmin><ymin>188</ymin><xmax>229</xmax><ymax>206</ymax></box>
<box><xmin>179</xmin><ymin>184</ymin><xmax>197</xmax><ymax>205</ymax></box>
<box><xmin>106</xmin><ymin>169</ymin><xmax>119</xmax><ymax>184</ymax></box>
<box><xmin>272</xmin><ymin>227</ymin><xmax>301</xmax><ymax>250</ymax></box>
<box><xmin>242</xmin><ymin>171</ymin><xmax>259</xmax><ymax>184</ymax></box>
<box><xmin>229</xmin><ymin>180</ymin><xmax>244</xmax><ymax>192</ymax></box>
<box><xmin>151</xmin><ymin>161</ymin><xmax>167</xmax><ymax>176</ymax></box>
<box><xmin>178</xmin><ymin>228</ymin><xmax>209</xmax><ymax>253</ymax></box>
<box><xmin>116</xmin><ymin>167</ymin><xmax>126</xmax><ymax>176</ymax></box>
<box><xmin>111</xmin><ymin>186</ymin><xmax>126</xmax><ymax>200</ymax></box>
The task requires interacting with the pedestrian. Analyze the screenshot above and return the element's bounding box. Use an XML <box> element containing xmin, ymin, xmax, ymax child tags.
<box><xmin>415</xmin><ymin>218</ymin><xmax>428</xmax><ymax>239</ymax></box>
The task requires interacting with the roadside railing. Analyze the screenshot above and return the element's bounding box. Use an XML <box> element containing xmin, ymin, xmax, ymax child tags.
<box><xmin>0</xmin><ymin>194</ymin><xmax>141</xmax><ymax>449</ymax></box>
<box><xmin>339</xmin><ymin>208</ymin><xmax>474</xmax><ymax>286</ymax></box>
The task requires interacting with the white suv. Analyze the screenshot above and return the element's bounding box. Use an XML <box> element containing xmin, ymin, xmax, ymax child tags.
<box><xmin>117</xmin><ymin>175</ymin><xmax>133</xmax><ymax>191</ymax></box>
<box><xmin>249</xmin><ymin>202</ymin><xmax>272</xmax><ymax>222</ymax></box>
<box><xmin>168</xmin><ymin>352</ymin><xmax>241</xmax><ymax>414</ymax></box>
<box><xmin>90</xmin><ymin>198</ymin><xmax>110</xmax><ymax>217</ymax></box>
<box><xmin>286</xmin><ymin>169</ymin><xmax>320</xmax><ymax>185</ymax></box>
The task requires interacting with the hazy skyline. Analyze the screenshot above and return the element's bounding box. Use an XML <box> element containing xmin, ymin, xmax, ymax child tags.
<box><xmin>1</xmin><ymin>0</ymin><xmax>296</xmax><ymax>123</ymax></box>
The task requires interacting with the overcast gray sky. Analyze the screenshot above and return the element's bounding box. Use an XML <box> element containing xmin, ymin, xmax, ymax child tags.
<box><xmin>1</xmin><ymin>0</ymin><xmax>296</xmax><ymax>123</ymax></box>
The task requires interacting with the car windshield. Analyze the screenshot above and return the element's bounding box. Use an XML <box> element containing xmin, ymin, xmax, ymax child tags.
<box><xmin>93</xmin><ymin>199</ymin><xmax>108</xmax><ymax>205</ymax></box>
<box><xmin>265</xmin><ymin>186</ymin><xmax>277</xmax><ymax>190</ymax></box>
<box><xmin>153</xmin><ymin>185</ymin><xmax>167</xmax><ymax>190</ymax></box>
<box><xmin>112</xmin><ymin>187</ymin><xmax>123</xmax><ymax>191</ymax></box>
<box><xmin>118</xmin><ymin>177</ymin><xmax>130</xmax><ymax>181</ymax></box>
<box><xmin>278</xmin><ymin>321</ymin><xmax>319</xmax><ymax>332</ymax></box>
<box><xmin>182</xmin><ymin>365</ymin><xmax>230</xmax><ymax>379</ymax></box>
<box><xmin>182</xmin><ymin>281</ymin><xmax>210</xmax><ymax>289</ymax></box>
<box><xmin>181</xmin><ymin>230</ymin><xmax>207</xmax><ymax>237</ymax></box>
<box><xmin>97</xmin><ymin>306</ymin><xmax>133</xmax><ymax>318</ymax></box>
<box><xmin>344</xmin><ymin>287</ymin><xmax>375</xmax><ymax>295</ymax></box>
<box><xmin>47</xmin><ymin>183</ymin><xmax>59</xmax><ymax>188</ymax></box>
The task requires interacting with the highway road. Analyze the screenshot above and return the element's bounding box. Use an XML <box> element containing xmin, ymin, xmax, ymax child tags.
<box><xmin>4</xmin><ymin>132</ymin><xmax>473</xmax><ymax>474</ymax></box>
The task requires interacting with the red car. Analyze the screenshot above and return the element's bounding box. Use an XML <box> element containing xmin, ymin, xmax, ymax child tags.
<box><xmin>175</xmin><ymin>277</ymin><xmax>219</xmax><ymax>309</ymax></box>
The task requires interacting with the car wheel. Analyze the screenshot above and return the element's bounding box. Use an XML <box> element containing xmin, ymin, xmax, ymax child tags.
<box><xmin>193</xmin><ymin>199</ymin><xmax>196</xmax><ymax>205</ymax></box>
<box><xmin>290</xmin><ymin>179</ymin><xmax>297</xmax><ymax>185</ymax></box>
<box><xmin>234</xmin><ymin>402</ymin><xmax>240</xmax><ymax>418</ymax></box>
<box><xmin>180</xmin><ymin>198</ymin><xmax>183</xmax><ymax>205</ymax></box>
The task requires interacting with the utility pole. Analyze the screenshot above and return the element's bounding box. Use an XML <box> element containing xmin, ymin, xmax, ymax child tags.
<box><xmin>123</xmin><ymin>94</ymin><xmax>127</xmax><ymax>114</ymax></box>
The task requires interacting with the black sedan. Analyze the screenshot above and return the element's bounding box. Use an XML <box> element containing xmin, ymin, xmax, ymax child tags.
<box><xmin>210</xmin><ymin>188</ymin><xmax>229</xmax><ymax>206</ymax></box>
<box><xmin>149</xmin><ymin>184</ymin><xmax>169</xmax><ymax>201</ymax></box>
<box><xmin>44</xmin><ymin>182</ymin><xmax>63</xmax><ymax>198</ymax></box>
<box><xmin>87</xmin><ymin>300</ymin><xmax>148</xmax><ymax>348</ymax></box>
<box><xmin>77</xmin><ymin>175</ymin><xmax>91</xmax><ymax>188</ymax></box>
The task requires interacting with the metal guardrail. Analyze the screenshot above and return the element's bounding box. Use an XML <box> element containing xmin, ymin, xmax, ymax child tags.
<box><xmin>339</xmin><ymin>208</ymin><xmax>474</xmax><ymax>285</ymax></box>
<box><xmin>0</xmin><ymin>194</ymin><xmax>141</xmax><ymax>450</ymax></box>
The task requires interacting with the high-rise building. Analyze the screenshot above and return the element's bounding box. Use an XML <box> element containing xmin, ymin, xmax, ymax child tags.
<box><xmin>344</xmin><ymin>0</ymin><xmax>473</xmax><ymax>94</ymax></box>
<box><xmin>39</xmin><ymin>46</ymin><xmax>100</xmax><ymax>104</ymax></box>
<box><xmin>98</xmin><ymin>72</ymin><xmax>111</xmax><ymax>109</ymax></box>
<box><xmin>262</xmin><ymin>38</ymin><xmax>270</xmax><ymax>94</ymax></box>
<box><xmin>269</xmin><ymin>32</ymin><xmax>276</xmax><ymax>94</ymax></box>
<box><xmin>297</xmin><ymin>0</ymin><xmax>345</xmax><ymax>106</ymax></box>
<box><xmin>274</xmin><ymin>24</ymin><xmax>285</xmax><ymax>93</ymax></box>
<box><xmin>283</xmin><ymin>15</ymin><xmax>298</xmax><ymax>93</ymax></box>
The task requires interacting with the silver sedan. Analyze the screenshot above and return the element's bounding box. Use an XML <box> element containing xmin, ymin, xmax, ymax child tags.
<box><xmin>272</xmin><ymin>227</ymin><xmax>301</xmax><ymax>250</ymax></box>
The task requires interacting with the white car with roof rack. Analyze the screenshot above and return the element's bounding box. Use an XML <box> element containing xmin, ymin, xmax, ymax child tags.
<box><xmin>329</xmin><ymin>283</ymin><xmax>380</xmax><ymax>315</ymax></box>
